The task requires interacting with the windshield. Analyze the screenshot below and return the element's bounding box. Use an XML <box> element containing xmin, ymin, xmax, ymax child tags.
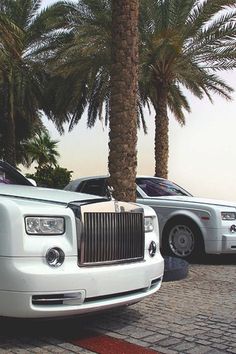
<box><xmin>0</xmin><ymin>161</ymin><xmax>33</xmax><ymax>186</ymax></box>
<box><xmin>136</xmin><ymin>178</ymin><xmax>191</xmax><ymax>197</ymax></box>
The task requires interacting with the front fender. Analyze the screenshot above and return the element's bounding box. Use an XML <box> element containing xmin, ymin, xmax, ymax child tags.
<box><xmin>161</xmin><ymin>208</ymin><xmax>211</xmax><ymax>245</ymax></box>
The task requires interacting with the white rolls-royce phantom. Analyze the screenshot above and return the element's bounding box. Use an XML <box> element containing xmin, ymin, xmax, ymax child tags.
<box><xmin>0</xmin><ymin>161</ymin><xmax>164</xmax><ymax>318</ymax></box>
<box><xmin>65</xmin><ymin>175</ymin><xmax>236</xmax><ymax>259</ymax></box>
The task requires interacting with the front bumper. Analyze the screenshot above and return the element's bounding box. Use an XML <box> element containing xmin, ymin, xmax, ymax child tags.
<box><xmin>222</xmin><ymin>234</ymin><xmax>236</xmax><ymax>253</ymax></box>
<box><xmin>203</xmin><ymin>228</ymin><xmax>236</xmax><ymax>254</ymax></box>
<box><xmin>0</xmin><ymin>254</ymin><xmax>164</xmax><ymax>318</ymax></box>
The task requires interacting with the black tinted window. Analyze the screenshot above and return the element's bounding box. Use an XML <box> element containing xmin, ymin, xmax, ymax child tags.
<box><xmin>136</xmin><ymin>178</ymin><xmax>190</xmax><ymax>197</ymax></box>
<box><xmin>0</xmin><ymin>161</ymin><xmax>33</xmax><ymax>186</ymax></box>
<box><xmin>0</xmin><ymin>168</ymin><xmax>20</xmax><ymax>184</ymax></box>
<box><xmin>78</xmin><ymin>179</ymin><xmax>107</xmax><ymax>197</ymax></box>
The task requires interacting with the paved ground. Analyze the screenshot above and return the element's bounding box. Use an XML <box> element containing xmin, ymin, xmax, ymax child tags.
<box><xmin>0</xmin><ymin>254</ymin><xmax>235</xmax><ymax>354</ymax></box>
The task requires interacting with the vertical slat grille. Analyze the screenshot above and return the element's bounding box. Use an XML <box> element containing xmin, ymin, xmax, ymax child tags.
<box><xmin>79</xmin><ymin>212</ymin><xmax>144</xmax><ymax>266</ymax></box>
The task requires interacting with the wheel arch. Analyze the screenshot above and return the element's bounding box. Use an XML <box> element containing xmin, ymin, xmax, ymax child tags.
<box><xmin>161</xmin><ymin>212</ymin><xmax>206</xmax><ymax>252</ymax></box>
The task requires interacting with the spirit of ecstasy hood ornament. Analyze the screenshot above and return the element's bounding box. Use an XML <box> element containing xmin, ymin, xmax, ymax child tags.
<box><xmin>107</xmin><ymin>185</ymin><xmax>114</xmax><ymax>200</ymax></box>
<box><xmin>107</xmin><ymin>185</ymin><xmax>126</xmax><ymax>213</ymax></box>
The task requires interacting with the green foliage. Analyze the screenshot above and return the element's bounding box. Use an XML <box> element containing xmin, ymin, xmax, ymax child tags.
<box><xmin>22</xmin><ymin>131</ymin><xmax>60</xmax><ymax>168</ymax></box>
<box><xmin>138</xmin><ymin>0</ymin><xmax>236</xmax><ymax>177</ymax></box>
<box><xmin>39</xmin><ymin>0</ymin><xmax>236</xmax><ymax>178</ymax></box>
<box><xmin>40</xmin><ymin>0</ymin><xmax>236</xmax><ymax>133</ymax></box>
<box><xmin>138</xmin><ymin>0</ymin><xmax>236</xmax><ymax>117</ymax></box>
<box><xmin>0</xmin><ymin>0</ymin><xmax>49</xmax><ymax>165</ymax></box>
<box><xmin>26</xmin><ymin>165</ymin><xmax>73</xmax><ymax>189</ymax></box>
<box><xmin>1</xmin><ymin>0</ymin><xmax>236</xmax><ymax>177</ymax></box>
<box><xmin>40</xmin><ymin>0</ymin><xmax>147</xmax><ymax>133</ymax></box>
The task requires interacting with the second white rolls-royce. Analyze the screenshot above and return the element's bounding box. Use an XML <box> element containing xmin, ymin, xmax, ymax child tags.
<box><xmin>65</xmin><ymin>176</ymin><xmax>236</xmax><ymax>259</ymax></box>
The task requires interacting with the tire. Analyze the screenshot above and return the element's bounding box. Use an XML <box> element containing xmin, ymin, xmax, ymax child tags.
<box><xmin>162</xmin><ymin>218</ymin><xmax>204</xmax><ymax>260</ymax></box>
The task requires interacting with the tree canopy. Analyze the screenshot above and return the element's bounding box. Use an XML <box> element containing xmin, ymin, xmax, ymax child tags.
<box><xmin>139</xmin><ymin>0</ymin><xmax>236</xmax><ymax>177</ymax></box>
<box><xmin>1</xmin><ymin>0</ymin><xmax>236</xmax><ymax>196</ymax></box>
<box><xmin>22</xmin><ymin>130</ymin><xmax>60</xmax><ymax>168</ymax></box>
<box><xmin>38</xmin><ymin>0</ymin><xmax>236</xmax><ymax>179</ymax></box>
<box><xmin>0</xmin><ymin>0</ymin><xmax>47</xmax><ymax>166</ymax></box>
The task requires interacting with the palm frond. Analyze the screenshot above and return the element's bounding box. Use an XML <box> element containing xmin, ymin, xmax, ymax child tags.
<box><xmin>168</xmin><ymin>84</ymin><xmax>191</xmax><ymax>125</ymax></box>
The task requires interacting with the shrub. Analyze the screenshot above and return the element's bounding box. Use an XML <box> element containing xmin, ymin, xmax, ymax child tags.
<box><xmin>26</xmin><ymin>165</ymin><xmax>73</xmax><ymax>189</ymax></box>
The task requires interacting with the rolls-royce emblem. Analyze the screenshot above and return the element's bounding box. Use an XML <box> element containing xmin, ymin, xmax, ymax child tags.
<box><xmin>114</xmin><ymin>201</ymin><xmax>125</xmax><ymax>213</ymax></box>
<box><xmin>114</xmin><ymin>200</ymin><xmax>120</xmax><ymax>213</ymax></box>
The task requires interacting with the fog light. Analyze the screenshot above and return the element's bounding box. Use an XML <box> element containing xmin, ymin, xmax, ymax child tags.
<box><xmin>148</xmin><ymin>241</ymin><xmax>157</xmax><ymax>257</ymax></box>
<box><xmin>46</xmin><ymin>248</ymin><xmax>65</xmax><ymax>267</ymax></box>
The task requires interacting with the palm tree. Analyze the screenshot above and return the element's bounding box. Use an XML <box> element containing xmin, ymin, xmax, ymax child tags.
<box><xmin>0</xmin><ymin>12</ymin><xmax>23</xmax><ymax>165</ymax></box>
<box><xmin>139</xmin><ymin>0</ymin><xmax>236</xmax><ymax>178</ymax></box>
<box><xmin>108</xmin><ymin>0</ymin><xmax>139</xmax><ymax>202</ymax></box>
<box><xmin>40</xmin><ymin>0</ymin><xmax>113</xmax><ymax>132</ymax></box>
<box><xmin>0</xmin><ymin>0</ymin><xmax>48</xmax><ymax>166</ymax></box>
<box><xmin>15</xmin><ymin>119</ymin><xmax>48</xmax><ymax>166</ymax></box>
<box><xmin>40</xmin><ymin>0</ymin><xmax>147</xmax><ymax>134</ymax></box>
<box><xmin>43</xmin><ymin>0</ymin><xmax>140</xmax><ymax>201</ymax></box>
<box><xmin>22</xmin><ymin>131</ymin><xmax>60</xmax><ymax>168</ymax></box>
<box><xmin>43</xmin><ymin>0</ymin><xmax>236</xmax><ymax>182</ymax></box>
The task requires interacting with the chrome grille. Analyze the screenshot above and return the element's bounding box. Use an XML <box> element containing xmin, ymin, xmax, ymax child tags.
<box><xmin>79</xmin><ymin>212</ymin><xmax>144</xmax><ymax>266</ymax></box>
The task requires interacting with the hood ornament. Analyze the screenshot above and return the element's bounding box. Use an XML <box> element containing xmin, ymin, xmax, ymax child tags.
<box><xmin>107</xmin><ymin>185</ymin><xmax>114</xmax><ymax>200</ymax></box>
<box><xmin>107</xmin><ymin>185</ymin><xmax>120</xmax><ymax>212</ymax></box>
<box><xmin>107</xmin><ymin>185</ymin><xmax>125</xmax><ymax>213</ymax></box>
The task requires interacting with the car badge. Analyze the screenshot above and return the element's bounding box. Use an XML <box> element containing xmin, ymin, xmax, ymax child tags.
<box><xmin>114</xmin><ymin>200</ymin><xmax>120</xmax><ymax>213</ymax></box>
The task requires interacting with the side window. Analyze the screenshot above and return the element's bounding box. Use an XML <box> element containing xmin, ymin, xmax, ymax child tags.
<box><xmin>77</xmin><ymin>179</ymin><xmax>107</xmax><ymax>197</ymax></box>
<box><xmin>0</xmin><ymin>170</ymin><xmax>15</xmax><ymax>184</ymax></box>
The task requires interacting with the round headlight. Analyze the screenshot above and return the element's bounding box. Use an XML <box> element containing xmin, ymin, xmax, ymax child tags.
<box><xmin>46</xmin><ymin>247</ymin><xmax>65</xmax><ymax>267</ymax></box>
<box><xmin>148</xmin><ymin>241</ymin><xmax>157</xmax><ymax>257</ymax></box>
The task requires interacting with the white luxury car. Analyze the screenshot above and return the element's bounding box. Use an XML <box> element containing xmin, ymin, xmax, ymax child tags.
<box><xmin>65</xmin><ymin>176</ymin><xmax>236</xmax><ymax>259</ymax></box>
<box><xmin>0</xmin><ymin>162</ymin><xmax>163</xmax><ymax>318</ymax></box>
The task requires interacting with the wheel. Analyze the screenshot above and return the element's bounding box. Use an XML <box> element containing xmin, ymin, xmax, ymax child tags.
<box><xmin>162</xmin><ymin>218</ymin><xmax>204</xmax><ymax>259</ymax></box>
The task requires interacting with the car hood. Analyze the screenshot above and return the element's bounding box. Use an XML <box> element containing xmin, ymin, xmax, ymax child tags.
<box><xmin>0</xmin><ymin>184</ymin><xmax>103</xmax><ymax>205</ymax></box>
<box><xmin>152</xmin><ymin>195</ymin><xmax>236</xmax><ymax>208</ymax></box>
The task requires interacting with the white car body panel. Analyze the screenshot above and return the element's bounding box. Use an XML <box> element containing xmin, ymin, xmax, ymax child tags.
<box><xmin>0</xmin><ymin>165</ymin><xmax>164</xmax><ymax>318</ymax></box>
<box><xmin>65</xmin><ymin>175</ymin><xmax>236</xmax><ymax>255</ymax></box>
<box><xmin>137</xmin><ymin>192</ymin><xmax>236</xmax><ymax>254</ymax></box>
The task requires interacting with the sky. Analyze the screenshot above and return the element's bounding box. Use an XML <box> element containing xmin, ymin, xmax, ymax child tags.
<box><xmin>37</xmin><ymin>0</ymin><xmax>236</xmax><ymax>202</ymax></box>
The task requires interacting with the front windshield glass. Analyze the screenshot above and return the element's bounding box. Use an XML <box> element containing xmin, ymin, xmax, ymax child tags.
<box><xmin>0</xmin><ymin>169</ymin><xmax>14</xmax><ymax>184</ymax></box>
<box><xmin>136</xmin><ymin>178</ymin><xmax>191</xmax><ymax>197</ymax></box>
<box><xmin>0</xmin><ymin>161</ymin><xmax>33</xmax><ymax>186</ymax></box>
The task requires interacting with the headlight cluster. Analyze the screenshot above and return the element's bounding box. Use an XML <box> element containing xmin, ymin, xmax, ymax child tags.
<box><xmin>25</xmin><ymin>217</ymin><xmax>65</xmax><ymax>235</ymax></box>
<box><xmin>144</xmin><ymin>216</ymin><xmax>154</xmax><ymax>232</ymax></box>
<box><xmin>221</xmin><ymin>212</ymin><xmax>236</xmax><ymax>221</ymax></box>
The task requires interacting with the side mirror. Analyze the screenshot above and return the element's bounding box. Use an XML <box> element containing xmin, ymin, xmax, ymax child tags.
<box><xmin>27</xmin><ymin>178</ymin><xmax>37</xmax><ymax>186</ymax></box>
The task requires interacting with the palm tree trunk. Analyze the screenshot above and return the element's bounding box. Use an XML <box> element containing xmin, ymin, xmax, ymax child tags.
<box><xmin>154</xmin><ymin>85</ymin><xmax>169</xmax><ymax>179</ymax></box>
<box><xmin>3</xmin><ymin>70</ymin><xmax>16</xmax><ymax>166</ymax></box>
<box><xmin>108</xmin><ymin>0</ymin><xmax>139</xmax><ymax>202</ymax></box>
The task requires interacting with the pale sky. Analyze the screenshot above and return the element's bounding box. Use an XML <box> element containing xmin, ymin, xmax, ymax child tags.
<box><xmin>37</xmin><ymin>0</ymin><xmax>236</xmax><ymax>202</ymax></box>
